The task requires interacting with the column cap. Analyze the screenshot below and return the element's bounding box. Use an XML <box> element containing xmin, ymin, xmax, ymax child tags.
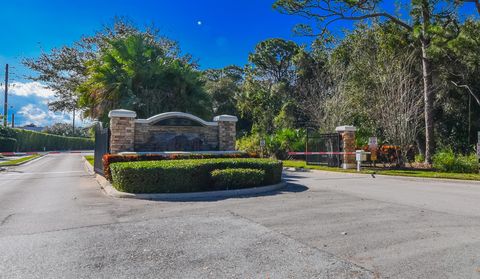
<box><xmin>108</xmin><ymin>109</ymin><xmax>137</xmax><ymax>118</ymax></box>
<box><xmin>335</xmin><ymin>125</ymin><xmax>356</xmax><ymax>132</ymax></box>
<box><xmin>213</xmin><ymin>115</ymin><xmax>238</xmax><ymax>122</ymax></box>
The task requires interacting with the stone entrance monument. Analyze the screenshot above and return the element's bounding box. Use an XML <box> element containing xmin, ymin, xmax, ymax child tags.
<box><xmin>108</xmin><ymin>109</ymin><xmax>238</xmax><ymax>154</ymax></box>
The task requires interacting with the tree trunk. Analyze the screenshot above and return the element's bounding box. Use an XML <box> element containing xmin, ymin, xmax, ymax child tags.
<box><xmin>416</xmin><ymin>134</ymin><xmax>425</xmax><ymax>157</ymax></box>
<box><xmin>421</xmin><ymin>0</ymin><xmax>435</xmax><ymax>164</ymax></box>
<box><xmin>421</xmin><ymin>39</ymin><xmax>434</xmax><ymax>163</ymax></box>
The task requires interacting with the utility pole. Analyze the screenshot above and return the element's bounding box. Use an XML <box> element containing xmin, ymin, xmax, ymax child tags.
<box><xmin>11</xmin><ymin>113</ymin><xmax>14</xmax><ymax>128</ymax></box>
<box><xmin>3</xmin><ymin>64</ymin><xmax>8</xmax><ymax>127</ymax></box>
<box><xmin>72</xmin><ymin>106</ymin><xmax>75</xmax><ymax>136</ymax></box>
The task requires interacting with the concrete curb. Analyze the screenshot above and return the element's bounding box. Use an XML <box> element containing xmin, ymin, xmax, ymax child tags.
<box><xmin>283</xmin><ymin>166</ymin><xmax>480</xmax><ymax>184</ymax></box>
<box><xmin>83</xmin><ymin>158</ymin><xmax>287</xmax><ymax>200</ymax></box>
<box><xmin>283</xmin><ymin>167</ymin><xmax>310</xmax><ymax>172</ymax></box>
<box><xmin>103</xmin><ymin>180</ymin><xmax>287</xmax><ymax>201</ymax></box>
<box><xmin>82</xmin><ymin>156</ymin><xmax>95</xmax><ymax>175</ymax></box>
<box><xmin>0</xmin><ymin>154</ymin><xmax>45</xmax><ymax>168</ymax></box>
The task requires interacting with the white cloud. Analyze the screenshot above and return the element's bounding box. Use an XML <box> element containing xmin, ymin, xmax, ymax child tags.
<box><xmin>5</xmin><ymin>81</ymin><xmax>90</xmax><ymax>127</ymax></box>
<box><xmin>9</xmin><ymin>81</ymin><xmax>55</xmax><ymax>99</ymax></box>
<box><xmin>17</xmin><ymin>103</ymin><xmax>89</xmax><ymax>127</ymax></box>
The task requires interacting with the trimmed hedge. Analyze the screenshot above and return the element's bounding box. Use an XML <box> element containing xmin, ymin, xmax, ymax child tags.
<box><xmin>0</xmin><ymin>137</ymin><xmax>17</xmax><ymax>152</ymax></box>
<box><xmin>211</xmin><ymin>168</ymin><xmax>265</xmax><ymax>190</ymax></box>
<box><xmin>110</xmin><ymin>158</ymin><xmax>282</xmax><ymax>193</ymax></box>
<box><xmin>102</xmin><ymin>152</ymin><xmax>254</xmax><ymax>181</ymax></box>
<box><xmin>0</xmin><ymin>126</ymin><xmax>93</xmax><ymax>152</ymax></box>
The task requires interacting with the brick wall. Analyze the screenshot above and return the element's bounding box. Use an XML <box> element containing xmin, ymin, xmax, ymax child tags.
<box><xmin>110</xmin><ymin>116</ymin><xmax>135</xmax><ymax>154</ymax></box>
<box><xmin>108</xmin><ymin>110</ymin><xmax>238</xmax><ymax>153</ymax></box>
<box><xmin>218</xmin><ymin>121</ymin><xmax>236</xmax><ymax>151</ymax></box>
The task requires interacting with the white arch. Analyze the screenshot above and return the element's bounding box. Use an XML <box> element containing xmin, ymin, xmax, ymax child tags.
<box><xmin>135</xmin><ymin>112</ymin><xmax>218</xmax><ymax>126</ymax></box>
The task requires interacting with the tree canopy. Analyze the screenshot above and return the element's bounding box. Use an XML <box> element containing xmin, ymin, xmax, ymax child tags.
<box><xmin>24</xmin><ymin>14</ymin><xmax>480</xmax><ymax>161</ymax></box>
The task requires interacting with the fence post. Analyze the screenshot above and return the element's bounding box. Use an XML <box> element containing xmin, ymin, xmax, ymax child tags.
<box><xmin>108</xmin><ymin>109</ymin><xmax>137</xmax><ymax>154</ymax></box>
<box><xmin>335</xmin><ymin>125</ymin><xmax>357</xmax><ymax>169</ymax></box>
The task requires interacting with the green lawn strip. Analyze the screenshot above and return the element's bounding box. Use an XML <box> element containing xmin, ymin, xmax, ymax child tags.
<box><xmin>0</xmin><ymin>154</ymin><xmax>41</xmax><ymax>166</ymax></box>
<box><xmin>84</xmin><ymin>155</ymin><xmax>94</xmax><ymax>166</ymax></box>
<box><xmin>282</xmin><ymin>160</ymin><xmax>480</xmax><ymax>181</ymax></box>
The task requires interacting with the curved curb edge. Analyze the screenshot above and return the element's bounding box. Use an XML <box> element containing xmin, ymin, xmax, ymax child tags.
<box><xmin>104</xmin><ymin>181</ymin><xmax>287</xmax><ymax>200</ymax></box>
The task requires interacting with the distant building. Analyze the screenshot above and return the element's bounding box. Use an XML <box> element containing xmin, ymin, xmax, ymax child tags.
<box><xmin>18</xmin><ymin>123</ymin><xmax>45</xmax><ymax>132</ymax></box>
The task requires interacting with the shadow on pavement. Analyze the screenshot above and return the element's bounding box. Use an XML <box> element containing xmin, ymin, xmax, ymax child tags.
<box><xmin>145</xmin><ymin>182</ymin><xmax>309</xmax><ymax>203</ymax></box>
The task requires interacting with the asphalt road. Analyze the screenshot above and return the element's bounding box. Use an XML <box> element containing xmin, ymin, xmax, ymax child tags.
<box><xmin>0</xmin><ymin>154</ymin><xmax>479</xmax><ymax>278</ymax></box>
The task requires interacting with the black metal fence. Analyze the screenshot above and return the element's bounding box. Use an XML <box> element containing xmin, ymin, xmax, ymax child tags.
<box><xmin>94</xmin><ymin>123</ymin><xmax>109</xmax><ymax>174</ymax></box>
<box><xmin>306</xmin><ymin>130</ymin><xmax>341</xmax><ymax>167</ymax></box>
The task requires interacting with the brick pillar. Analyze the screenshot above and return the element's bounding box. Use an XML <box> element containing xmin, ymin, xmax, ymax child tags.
<box><xmin>214</xmin><ymin>115</ymin><xmax>238</xmax><ymax>151</ymax></box>
<box><xmin>335</xmin><ymin>125</ymin><xmax>357</xmax><ymax>169</ymax></box>
<box><xmin>108</xmin><ymin>109</ymin><xmax>137</xmax><ymax>154</ymax></box>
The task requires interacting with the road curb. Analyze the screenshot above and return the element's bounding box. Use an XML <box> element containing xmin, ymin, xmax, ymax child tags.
<box><xmin>284</xmin><ymin>166</ymin><xmax>480</xmax><ymax>184</ymax></box>
<box><xmin>82</xmin><ymin>156</ymin><xmax>95</xmax><ymax>175</ymax></box>
<box><xmin>283</xmin><ymin>167</ymin><xmax>310</xmax><ymax>172</ymax></box>
<box><xmin>0</xmin><ymin>154</ymin><xmax>45</xmax><ymax>168</ymax></box>
<box><xmin>83</xmin><ymin>159</ymin><xmax>287</xmax><ymax>200</ymax></box>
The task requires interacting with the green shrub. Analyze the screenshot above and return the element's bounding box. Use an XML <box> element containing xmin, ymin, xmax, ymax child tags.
<box><xmin>236</xmin><ymin>128</ymin><xmax>305</xmax><ymax>159</ymax></box>
<box><xmin>415</xmin><ymin>154</ymin><xmax>425</xmax><ymax>163</ymax></box>
<box><xmin>0</xmin><ymin>126</ymin><xmax>93</xmax><ymax>151</ymax></box>
<box><xmin>211</xmin><ymin>168</ymin><xmax>265</xmax><ymax>190</ymax></box>
<box><xmin>102</xmin><ymin>152</ymin><xmax>253</xmax><ymax>181</ymax></box>
<box><xmin>433</xmin><ymin>148</ymin><xmax>478</xmax><ymax>173</ymax></box>
<box><xmin>0</xmin><ymin>137</ymin><xmax>17</xmax><ymax>152</ymax></box>
<box><xmin>110</xmin><ymin>158</ymin><xmax>282</xmax><ymax>193</ymax></box>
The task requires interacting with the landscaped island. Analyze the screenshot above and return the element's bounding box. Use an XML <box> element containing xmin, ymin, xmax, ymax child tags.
<box><xmin>109</xmin><ymin>158</ymin><xmax>282</xmax><ymax>194</ymax></box>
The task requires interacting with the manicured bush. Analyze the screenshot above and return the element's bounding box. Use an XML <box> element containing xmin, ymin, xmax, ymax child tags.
<box><xmin>0</xmin><ymin>126</ymin><xmax>93</xmax><ymax>152</ymax></box>
<box><xmin>433</xmin><ymin>148</ymin><xmax>478</xmax><ymax>173</ymax></box>
<box><xmin>110</xmin><ymin>158</ymin><xmax>282</xmax><ymax>193</ymax></box>
<box><xmin>0</xmin><ymin>137</ymin><xmax>17</xmax><ymax>152</ymax></box>
<box><xmin>102</xmin><ymin>152</ymin><xmax>253</xmax><ymax>181</ymax></box>
<box><xmin>211</xmin><ymin>168</ymin><xmax>265</xmax><ymax>190</ymax></box>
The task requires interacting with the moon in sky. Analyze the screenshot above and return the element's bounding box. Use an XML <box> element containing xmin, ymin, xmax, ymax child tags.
<box><xmin>197</xmin><ymin>21</ymin><xmax>202</xmax><ymax>26</ymax></box>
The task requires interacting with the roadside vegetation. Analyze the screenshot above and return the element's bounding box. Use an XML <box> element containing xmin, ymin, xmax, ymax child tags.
<box><xmin>283</xmin><ymin>160</ymin><xmax>480</xmax><ymax>181</ymax></box>
<box><xmin>23</xmin><ymin>2</ymin><xmax>480</xmax><ymax>179</ymax></box>
<box><xmin>110</xmin><ymin>158</ymin><xmax>282</xmax><ymax>193</ymax></box>
<box><xmin>0</xmin><ymin>126</ymin><xmax>94</xmax><ymax>152</ymax></box>
<box><xmin>101</xmin><ymin>153</ymin><xmax>252</xmax><ymax>181</ymax></box>
<box><xmin>0</xmin><ymin>155</ymin><xmax>41</xmax><ymax>167</ymax></box>
<box><xmin>85</xmin><ymin>155</ymin><xmax>94</xmax><ymax>166</ymax></box>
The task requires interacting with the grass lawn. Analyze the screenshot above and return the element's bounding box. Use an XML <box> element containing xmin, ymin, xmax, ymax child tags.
<box><xmin>0</xmin><ymin>154</ymin><xmax>41</xmax><ymax>166</ymax></box>
<box><xmin>85</xmin><ymin>155</ymin><xmax>94</xmax><ymax>166</ymax></box>
<box><xmin>282</xmin><ymin>160</ymin><xmax>480</xmax><ymax>181</ymax></box>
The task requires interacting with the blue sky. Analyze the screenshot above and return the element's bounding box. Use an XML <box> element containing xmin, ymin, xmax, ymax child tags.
<box><xmin>0</xmin><ymin>0</ymin><xmax>478</xmax><ymax>127</ymax></box>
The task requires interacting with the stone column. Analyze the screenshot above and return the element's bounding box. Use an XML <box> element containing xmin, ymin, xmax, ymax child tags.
<box><xmin>108</xmin><ymin>109</ymin><xmax>137</xmax><ymax>154</ymax></box>
<box><xmin>214</xmin><ymin>115</ymin><xmax>238</xmax><ymax>151</ymax></box>
<box><xmin>335</xmin><ymin>125</ymin><xmax>357</xmax><ymax>169</ymax></box>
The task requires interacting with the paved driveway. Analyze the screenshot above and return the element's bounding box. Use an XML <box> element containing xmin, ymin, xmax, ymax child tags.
<box><xmin>0</xmin><ymin>154</ymin><xmax>479</xmax><ymax>278</ymax></box>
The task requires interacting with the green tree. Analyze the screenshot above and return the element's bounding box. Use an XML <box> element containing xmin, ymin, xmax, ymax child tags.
<box><xmin>78</xmin><ymin>33</ymin><xmax>210</xmax><ymax>124</ymax></box>
<box><xmin>273</xmin><ymin>0</ymin><xmax>477</xmax><ymax>163</ymax></box>
<box><xmin>238</xmin><ymin>39</ymin><xmax>302</xmax><ymax>133</ymax></box>
<box><xmin>248</xmin><ymin>38</ymin><xmax>301</xmax><ymax>84</ymax></box>
<box><xmin>203</xmin><ymin>65</ymin><xmax>243</xmax><ymax>116</ymax></box>
<box><xmin>42</xmin><ymin>123</ymin><xmax>90</xmax><ymax>137</ymax></box>
<box><xmin>25</xmin><ymin>19</ymin><xmax>211</xmax><ymax>125</ymax></box>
